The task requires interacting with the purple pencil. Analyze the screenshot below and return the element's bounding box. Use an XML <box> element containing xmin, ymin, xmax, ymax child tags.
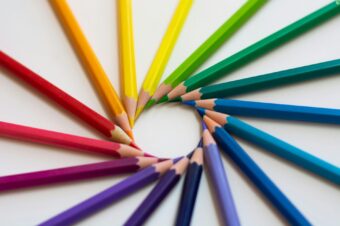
<box><xmin>39</xmin><ymin>159</ymin><xmax>175</xmax><ymax>226</ymax></box>
<box><xmin>0</xmin><ymin>157</ymin><xmax>158</xmax><ymax>192</ymax></box>
<box><xmin>202</xmin><ymin>121</ymin><xmax>240</xmax><ymax>226</ymax></box>
<box><xmin>124</xmin><ymin>156</ymin><xmax>190</xmax><ymax>226</ymax></box>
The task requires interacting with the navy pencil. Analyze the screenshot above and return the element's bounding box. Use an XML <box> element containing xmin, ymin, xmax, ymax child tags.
<box><xmin>175</xmin><ymin>142</ymin><xmax>204</xmax><ymax>226</ymax></box>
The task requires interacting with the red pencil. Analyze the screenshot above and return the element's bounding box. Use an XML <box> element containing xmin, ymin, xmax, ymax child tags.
<box><xmin>0</xmin><ymin>121</ymin><xmax>152</xmax><ymax>157</ymax></box>
<box><xmin>0</xmin><ymin>51</ymin><xmax>134</xmax><ymax>145</ymax></box>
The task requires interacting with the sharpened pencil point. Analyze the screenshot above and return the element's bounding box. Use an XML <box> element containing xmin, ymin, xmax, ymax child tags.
<box><xmin>145</xmin><ymin>99</ymin><xmax>156</xmax><ymax>109</ymax></box>
<box><xmin>201</xmin><ymin>121</ymin><xmax>207</xmax><ymax>130</ymax></box>
<box><xmin>158</xmin><ymin>95</ymin><xmax>169</xmax><ymax>104</ymax></box>
<box><xmin>170</xmin><ymin>97</ymin><xmax>181</xmax><ymax>102</ymax></box>
<box><xmin>135</xmin><ymin>106</ymin><xmax>144</xmax><ymax>120</ymax></box>
<box><xmin>182</xmin><ymin>100</ymin><xmax>196</xmax><ymax>106</ymax></box>
<box><xmin>196</xmin><ymin>107</ymin><xmax>206</xmax><ymax>117</ymax></box>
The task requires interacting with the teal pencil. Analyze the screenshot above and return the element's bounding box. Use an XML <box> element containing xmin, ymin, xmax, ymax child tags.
<box><xmin>180</xmin><ymin>59</ymin><xmax>340</xmax><ymax>101</ymax></box>
<box><xmin>163</xmin><ymin>1</ymin><xmax>340</xmax><ymax>102</ymax></box>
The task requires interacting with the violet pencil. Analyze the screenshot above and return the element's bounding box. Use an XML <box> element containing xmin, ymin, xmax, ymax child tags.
<box><xmin>39</xmin><ymin>159</ymin><xmax>175</xmax><ymax>226</ymax></box>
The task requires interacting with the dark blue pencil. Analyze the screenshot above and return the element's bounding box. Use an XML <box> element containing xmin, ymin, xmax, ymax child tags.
<box><xmin>184</xmin><ymin>98</ymin><xmax>340</xmax><ymax>124</ymax></box>
<box><xmin>175</xmin><ymin>141</ymin><xmax>204</xmax><ymax>226</ymax></box>
<box><xmin>201</xmin><ymin>114</ymin><xmax>311</xmax><ymax>225</ymax></box>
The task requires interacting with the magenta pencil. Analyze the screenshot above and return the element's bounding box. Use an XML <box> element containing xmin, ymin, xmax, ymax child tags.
<box><xmin>0</xmin><ymin>157</ymin><xmax>158</xmax><ymax>192</ymax></box>
<box><xmin>0</xmin><ymin>121</ymin><xmax>151</xmax><ymax>157</ymax></box>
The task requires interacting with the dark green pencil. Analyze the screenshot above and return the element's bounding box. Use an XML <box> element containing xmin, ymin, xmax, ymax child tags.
<box><xmin>180</xmin><ymin>59</ymin><xmax>340</xmax><ymax>101</ymax></box>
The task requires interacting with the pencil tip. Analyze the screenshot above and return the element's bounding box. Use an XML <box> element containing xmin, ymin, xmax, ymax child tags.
<box><xmin>196</xmin><ymin>107</ymin><xmax>205</xmax><ymax>117</ymax></box>
<box><xmin>126</xmin><ymin>129</ymin><xmax>135</xmax><ymax>140</ymax></box>
<box><xmin>158</xmin><ymin>95</ymin><xmax>169</xmax><ymax>104</ymax></box>
<box><xmin>145</xmin><ymin>99</ymin><xmax>156</xmax><ymax>109</ymax></box>
<box><xmin>135</xmin><ymin>106</ymin><xmax>143</xmax><ymax>120</ymax></box>
<box><xmin>201</xmin><ymin>121</ymin><xmax>207</xmax><ymax>130</ymax></box>
<box><xmin>169</xmin><ymin>97</ymin><xmax>181</xmax><ymax>102</ymax></box>
<box><xmin>182</xmin><ymin>100</ymin><xmax>195</xmax><ymax>106</ymax></box>
<box><xmin>128</xmin><ymin>117</ymin><xmax>134</xmax><ymax>128</ymax></box>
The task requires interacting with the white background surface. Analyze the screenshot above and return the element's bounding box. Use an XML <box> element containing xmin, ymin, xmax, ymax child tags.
<box><xmin>0</xmin><ymin>0</ymin><xmax>339</xmax><ymax>225</ymax></box>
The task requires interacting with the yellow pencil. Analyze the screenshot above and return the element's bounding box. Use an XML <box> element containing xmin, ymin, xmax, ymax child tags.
<box><xmin>117</xmin><ymin>0</ymin><xmax>138</xmax><ymax>127</ymax></box>
<box><xmin>50</xmin><ymin>0</ymin><xmax>133</xmax><ymax>138</ymax></box>
<box><xmin>135</xmin><ymin>0</ymin><xmax>193</xmax><ymax>119</ymax></box>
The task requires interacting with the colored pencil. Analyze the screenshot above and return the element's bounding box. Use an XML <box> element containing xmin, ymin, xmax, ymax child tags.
<box><xmin>135</xmin><ymin>0</ymin><xmax>193</xmax><ymax>119</ymax></box>
<box><xmin>202</xmin><ymin>115</ymin><xmax>311</xmax><ymax>225</ymax></box>
<box><xmin>50</xmin><ymin>0</ymin><xmax>132</xmax><ymax>136</ymax></box>
<box><xmin>180</xmin><ymin>59</ymin><xmax>340</xmax><ymax>101</ymax></box>
<box><xmin>175</xmin><ymin>142</ymin><xmax>203</xmax><ymax>226</ymax></box>
<box><xmin>39</xmin><ymin>159</ymin><xmax>175</xmax><ymax>226</ymax></box>
<box><xmin>117</xmin><ymin>0</ymin><xmax>138</xmax><ymax>127</ymax></box>
<box><xmin>124</xmin><ymin>156</ymin><xmax>190</xmax><ymax>226</ymax></box>
<box><xmin>202</xmin><ymin>121</ymin><xmax>240</xmax><ymax>226</ymax></box>
<box><xmin>198</xmin><ymin>108</ymin><xmax>340</xmax><ymax>184</ymax></box>
<box><xmin>145</xmin><ymin>0</ymin><xmax>267</xmax><ymax>108</ymax></box>
<box><xmin>163</xmin><ymin>1</ymin><xmax>340</xmax><ymax>102</ymax></box>
<box><xmin>0</xmin><ymin>51</ymin><xmax>134</xmax><ymax>145</ymax></box>
<box><xmin>0</xmin><ymin>157</ymin><xmax>158</xmax><ymax>192</ymax></box>
<box><xmin>184</xmin><ymin>99</ymin><xmax>340</xmax><ymax>125</ymax></box>
<box><xmin>0</xmin><ymin>121</ymin><xmax>152</xmax><ymax>157</ymax></box>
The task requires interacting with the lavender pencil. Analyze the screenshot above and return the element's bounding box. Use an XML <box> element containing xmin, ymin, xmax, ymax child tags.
<box><xmin>39</xmin><ymin>159</ymin><xmax>175</xmax><ymax>226</ymax></box>
<box><xmin>124</xmin><ymin>156</ymin><xmax>190</xmax><ymax>226</ymax></box>
<box><xmin>202</xmin><ymin>122</ymin><xmax>240</xmax><ymax>226</ymax></box>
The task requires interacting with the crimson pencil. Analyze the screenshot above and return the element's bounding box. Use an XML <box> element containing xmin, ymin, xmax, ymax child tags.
<box><xmin>0</xmin><ymin>157</ymin><xmax>158</xmax><ymax>192</ymax></box>
<box><xmin>39</xmin><ymin>159</ymin><xmax>175</xmax><ymax>226</ymax></box>
<box><xmin>0</xmin><ymin>51</ymin><xmax>133</xmax><ymax>145</ymax></box>
<box><xmin>0</xmin><ymin>121</ymin><xmax>149</xmax><ymax>157</ymax></box>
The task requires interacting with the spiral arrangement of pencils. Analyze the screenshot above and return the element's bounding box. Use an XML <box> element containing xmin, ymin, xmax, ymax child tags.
<box><xmin>1</xmin><ymin>0</ymin><xmax>339</xmax><ymax>225</ymax></box>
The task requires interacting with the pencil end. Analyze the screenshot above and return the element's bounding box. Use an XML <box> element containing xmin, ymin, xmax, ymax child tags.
<box><xmin>145</xmin><ymin>99</ymin><xmax>156</xmax><ymax>109</ymax></box>
<box><xmin>169</xmin><ymin>97</ymin><xmax>181</xmax><ymax>102</ymax></box>
<box><xmin>158</xmin><ymin>95</ymin><xmax>169</xmax><ymax>104</ymax></box>
<box><xmin>196</xmin><ymin>107</ymin><xmax>206</xmax><ymax>117</ymax></box>
<box><xmin>182</xmin><ymin>100</ymin><xmax>196</xmax><ymax>107</ymax></box>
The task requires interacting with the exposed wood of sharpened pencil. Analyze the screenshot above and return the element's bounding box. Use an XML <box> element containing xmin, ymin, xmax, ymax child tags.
<box><xmin>50</xmin><ymin>0</ymin><xmax>132</xmax><ymax>136</ymax></box>
<box><xmin>0</xmin><ymin>51</ymin><xmax>133</xmax><ymax>145</ymax></box>
<box><xmin>0</xmin><ymin>157</ymin><xmax>158</xmax><ymax>192</ymax></box>
<box><xmin>39</xmin><ymin>159</ymin><xmax>175</xmax><ymax>226</ymax></box>
<box><xmin>202</xmin><ymin>115</ymin><xmax>311</xmax><ymax>225</ymax></box>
